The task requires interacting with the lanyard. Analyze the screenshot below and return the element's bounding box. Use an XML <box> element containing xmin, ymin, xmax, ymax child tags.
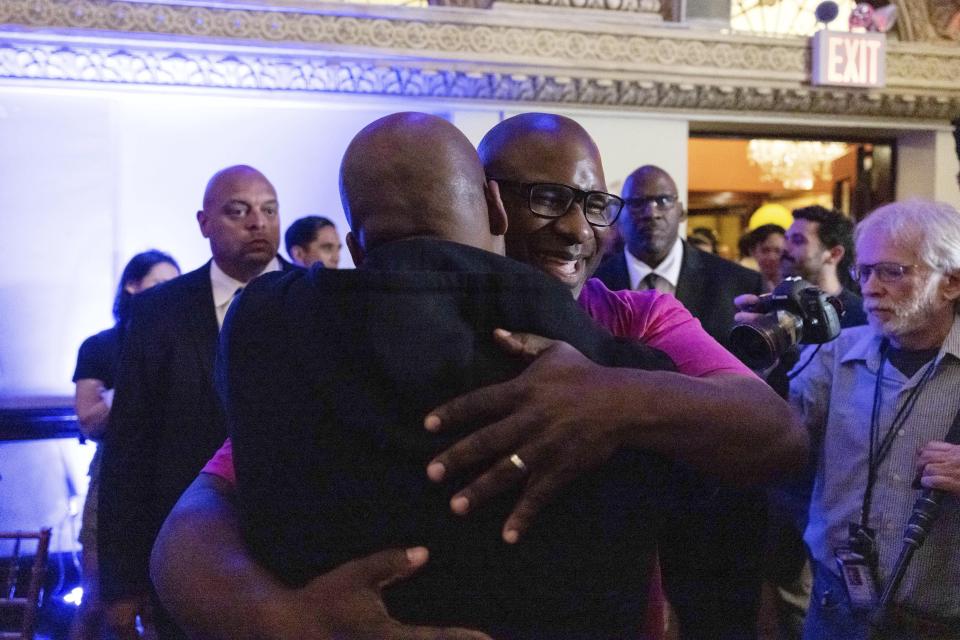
<box><xmin>861</xmin><ymin>341</ymin><xmax>938</xmax><ymax>528</ymax></box>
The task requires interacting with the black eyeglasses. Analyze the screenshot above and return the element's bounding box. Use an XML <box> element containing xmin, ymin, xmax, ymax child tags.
<box><xmin>849</xmin><ymin>262</ymin><xmax>922</xmax><ymax>284</ymax></box>
<box><xmin>624</xmin><ymin>194</ymin><xmax>679</xmax><ymax>211</ymax></box>
<box><xmin>493</xmin><ymin>179</ymin><xmax>624</xmax><ymax>227</ymax></box>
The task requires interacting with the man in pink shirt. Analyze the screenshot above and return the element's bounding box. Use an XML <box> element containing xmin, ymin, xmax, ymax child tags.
<box><xmin>152</xmin><ymin>113</ymin><xmax>803</xmax><ymax>640</ymax></box>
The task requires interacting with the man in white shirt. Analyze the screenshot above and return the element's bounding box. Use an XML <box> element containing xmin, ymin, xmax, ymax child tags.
<box><xmin>595</xmin><ymin>164</ymin><xmax>763</xmax><ymax>347</ymax></box>
<box><xmin>98</xmin><ymin>165</ymin><xmax>289</xmax><ymax>640</ymax></box>
<box><xmin>595</xmin><ymin>164</ymin><xmax>767</xmax><ymax>639</ymax></box>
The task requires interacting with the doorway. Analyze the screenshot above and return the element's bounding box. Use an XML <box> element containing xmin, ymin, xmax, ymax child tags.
<box><xmin>686</xmin><ymin>135</ymin><xmax>895</xmax><ymax>262</ymax></box>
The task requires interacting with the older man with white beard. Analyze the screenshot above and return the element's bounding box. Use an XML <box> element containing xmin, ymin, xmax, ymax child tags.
<box><xmin>786</xmin><ymin>200</ymin><xmax>960</xmax><ymax>640</ymax></box>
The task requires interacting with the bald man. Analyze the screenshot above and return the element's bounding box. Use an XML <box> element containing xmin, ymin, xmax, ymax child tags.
<box><xmin>152</xmin><ymin>115</ymin><xmax>803</xmax><ymax>639</ymax></box>
<box><xmin>430</xmin><ymin>112</ymin><xmax>795</xmax><ymax>515</ymax></box>
<box><xmin>594</xmin><ymin>164</ymin><xmax>768</xmax><ymax>638</ymax></box>
<box><xmin>431</xmin><ymin>115</ymin><xmax>778</xmax><ymax>640</ymax></box>
<box><xmin>224</xmin><ymin>112</ymin><xmax>687</xmax><ymax>639</ymax></box>
<box><xmin>97</xmin><ymin>165</ymin><xmax>294</xmax><ymax>640</ymax></box>
<box><xmin>596</xmin><ymin>164</ymin><xmax>763</xmax><ymax>349</ymax></box>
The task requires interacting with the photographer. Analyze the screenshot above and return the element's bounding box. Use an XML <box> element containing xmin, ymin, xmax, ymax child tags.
<box><xmin>745</xmin><ymin>200</ymin><xmax>960</xmax><ymax>640</ymax></box>
<box><xmin>742</xmin><ymin>207</ymin><xmax>866</xmax><ymax>393</ymax></box>
<box><xmin>782</xmin><ymin>206</ymin><xmax>866</xmax><ymax>331</ymax></box>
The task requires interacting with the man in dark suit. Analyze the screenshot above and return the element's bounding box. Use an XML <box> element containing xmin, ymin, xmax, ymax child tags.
<box><xmin>97</xmin><ymin>165</ymin><xmax>292</xmax><ymax>640</ymax></box>
<box><xmin>594</xmin><ymin>164</ymin><xmax>763</xmax><ymax>349</ymax></box>
<box><xmin>596</xmin><ymin>164</ymin><xmax>767</xmax><ymax>639</ymax></box>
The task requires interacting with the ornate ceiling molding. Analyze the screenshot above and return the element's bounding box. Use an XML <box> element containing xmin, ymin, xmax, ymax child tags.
<box><xmin>1</xmin><ymin>0</ymin><xmax>958</xmax><ymax>120</ymax></box>
<box><xmin>0</xmin><ymin>0</ymin><xmax>723</xmax><ymax>70</ymax></box>
<box><xmin>492</xmin><ymin>0</ymin><xmax>663</xmax><ymax>15</ymax></box>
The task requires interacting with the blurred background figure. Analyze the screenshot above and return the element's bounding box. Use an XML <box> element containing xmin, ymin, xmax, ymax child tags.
<box><xmin>739</xmin><ymin>224</ymin><xmax>785</xmax><ymax>292</ymax></box>
<box><xmin>284</xmin><ymin>215</ymin><xmax>342</xmax><ymax>268</ymax></box>
<box><xmin>687</xmin><ymin>226</ymin><xmax>718</xmax><ymax>254</ymax></box>
<box><xmin>747</xmin><ymin>224</ymin><xmax>786</xmax><ymax>292</ymax></box>
<box><xmin>69</xmin><ymin>250</ymin><xmax>180</xmax><ymax>640</ymax></box>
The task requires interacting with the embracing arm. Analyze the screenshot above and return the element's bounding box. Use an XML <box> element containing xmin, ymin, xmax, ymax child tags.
<box><xmin>589</xmin><ymin>367</ymin><xmax>806</xmax><ymax>482</ymax></box>
<box><xmin>151</xmin><ymin>473</ymin><xmax>303</xmax><ymax>640</ymax></box>
<box><xmin>150</xmin><ymin>474</ymin><xmax>491</xmax><ymax>640</ymax></box>
<box><xmin>427</xmin><ymin>330</ymin><xmax>807</xmax><ymax>542</ymax></box>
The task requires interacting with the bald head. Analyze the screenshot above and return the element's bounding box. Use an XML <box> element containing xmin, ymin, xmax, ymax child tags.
<box><xmin>478</xmin><ymin>113</ymin><xmax>604</xmax><ymax>185</ymax></box>
<box><xmin>340</xmin><ymin>112</ymin><xmax>502</xmax><ymax>259</ymax></box>
<box><xmin>197</xmin><ymin>164</ymin><xmax>281</xmax><ymax>282</ymax></box>
<box><xmin>624</xmin><ymin>165</ymin><xmax>675</xmax><ymax>192</ymax></box>
<box><xmin>476</xmin><ymin>113</ymin><xmax>610</xmax><ymax>297</ymax></box>
<box><xmin>202</xmin><ymin>165</ymin><xmax>273</xmax><ymax>211</ymax></box>
<box><xmin>619</xmin><ymin>164</ymin><xmax>685</xmax><ymax>267</ymax></box>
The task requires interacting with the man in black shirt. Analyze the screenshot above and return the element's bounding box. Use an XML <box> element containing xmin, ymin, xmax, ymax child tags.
<box><xmin>782</xmin><ymin>206</ymin><xmax>867</xmax><ymax>330</ymax></box>
<box><xmin>150</xmin><ymin>112</ymin><xmax>804</xmax><ymax>640</ymax></box>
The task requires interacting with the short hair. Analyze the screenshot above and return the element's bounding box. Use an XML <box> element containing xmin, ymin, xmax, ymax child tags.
<box><xmin>855</xmin><ymin>199</ymin><xmax>960</xmax><ymax>274</ymax></box>
<box><xmin>688</xmin><ymin>227</ymin><xmax>717</xmax><ymax>253</ymax></box>
<box><xmin>739</xmin><ymin>224</ymin><xmax>785</xmax><ymax>258</ymax></box>
<box><xmin>114</xmin><ymin>250</ymin><xmax>180</xmax><ymax>324</ymax></box>
<box><xmin>750</xmin><ymin>224</ymin><xmax>786</xmax><ymax>245</ymax></box>
<box><xmin>284</xmin><ymin>216</ymin><xmax>336</xmax><ymax>256</ymax></box>
<box><xmin>792</xmin><ymin>206</ymin><xmax>856</xmax><ymax>276</ymax></box>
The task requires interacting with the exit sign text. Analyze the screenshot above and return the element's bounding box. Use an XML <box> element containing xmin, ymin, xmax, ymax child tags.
<box><xmin>811</xmin><ymin>30</ymin><xmax>886</xmax><ymax>89</ymax></box>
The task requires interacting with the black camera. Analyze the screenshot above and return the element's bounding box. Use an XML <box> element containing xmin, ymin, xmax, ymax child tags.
<box><xmin>729</xmin><ymin>277</ymin><xmax>843</xmax><ymax>369</ymax></box>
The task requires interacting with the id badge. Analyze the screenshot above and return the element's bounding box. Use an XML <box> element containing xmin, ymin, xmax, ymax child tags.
<box><xmin>834</xmin><ymin>547</ymin><xmax>878</xmax><ymax>611</ymax></box>
<box><xmin>847</xmin><ymin>522</ymin><xmax>877</xmax><ymax>560</ymax></box>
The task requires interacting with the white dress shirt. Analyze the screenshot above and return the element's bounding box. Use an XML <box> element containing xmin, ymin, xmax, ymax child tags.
<box><xmin>623</xmin><ymin>237</ymin><xmax>684</xmax><ymax>293</ymax></box>
<box><xmin>210</xmin><ymin>257</ymin><xmax>281</xmax><ymax>328</ymax></box>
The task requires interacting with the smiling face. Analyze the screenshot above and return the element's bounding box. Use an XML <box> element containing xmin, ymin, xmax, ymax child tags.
<box><xmin>197</xmin><ymin>166</ymin><xmax>281</xmax><ymax>282</ymax></box>
<box><xmin>480</xmin><ymin>114</ymin><xmax>610</xmax><ymax>298</ymax></box>
<box><xmin>618</xmin><ymin>167</ymin><xmax>685</xmax><ymax>268</ymax></box>
<box><xmin>497</xmin><ymin>144</ymin><xmax>608</xmax><ymax>298</ymax></box>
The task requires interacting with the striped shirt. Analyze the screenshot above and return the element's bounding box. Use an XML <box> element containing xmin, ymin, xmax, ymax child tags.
<box><xmin>792</xmin><ymin>313</ymin><xmax>960</xmax><ymax>618</ymax></box>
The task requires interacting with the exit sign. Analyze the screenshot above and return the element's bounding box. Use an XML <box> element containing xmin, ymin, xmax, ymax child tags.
<box><xmin>811</xmin><ymin>30</ymin><xmax>886</xmax><ymax>88</ymax></box>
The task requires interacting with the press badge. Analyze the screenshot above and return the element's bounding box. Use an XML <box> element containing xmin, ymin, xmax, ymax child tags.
<box><xmin>834</xmin><ymin>547</ymin><xmax>878</xmax><ymax>610</ymax></box>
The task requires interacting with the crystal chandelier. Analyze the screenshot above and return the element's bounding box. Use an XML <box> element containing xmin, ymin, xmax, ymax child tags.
<box><xmin>746</xmin><ymin>139</ymin><xmax>849</xmax><ymax>190</ymax></box>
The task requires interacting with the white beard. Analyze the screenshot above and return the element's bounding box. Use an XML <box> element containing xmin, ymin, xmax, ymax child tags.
<box><xmin>869</xmin><ymin>275</ymin><xmax>942</xmax><ymax>340</ymax></box>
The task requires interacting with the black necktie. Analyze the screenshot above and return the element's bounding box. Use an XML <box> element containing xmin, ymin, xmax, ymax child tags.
<box><xmin>642</xmin><ymin>273</ymin><xmax>660</xmax><ymax>291</ymax></box>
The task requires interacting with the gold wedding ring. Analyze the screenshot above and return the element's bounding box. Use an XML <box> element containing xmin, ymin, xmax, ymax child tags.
<box><xmin>509</xmin><ymin>453</ymin><xmax>528</xmax><ymax>474</ymax></box>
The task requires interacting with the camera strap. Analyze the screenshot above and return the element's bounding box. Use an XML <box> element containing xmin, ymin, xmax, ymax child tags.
<box><xmin>861</xmin><ymin>340</ymin><xmax>939</xmax><ymax>529</ymax></box>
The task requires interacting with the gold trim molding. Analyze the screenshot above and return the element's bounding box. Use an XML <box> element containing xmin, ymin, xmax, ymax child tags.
<box><xmin>1</xmin><ymin>0</ymin><xmax>958</xmax><ymax>119</ymax></box>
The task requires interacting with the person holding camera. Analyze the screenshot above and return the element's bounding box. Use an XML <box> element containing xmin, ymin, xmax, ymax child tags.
<box><xmin>737</xmin><ymin>206</ymin><xmax>868</xmax><ymax>397</ymax></box>
<box><xmin>782</xmin><ymin>206</ymin><xmax>867</xmax><ymax>329</ymax></box>
<box><xmin>735</xmin><ymin>208</ymin><xmax>869</xmax><ymax>638</ymax></box>
<box><xmin>741</xmin><ymin>199</ymin><xmax>960</xmax><ymax>640</ymax></box>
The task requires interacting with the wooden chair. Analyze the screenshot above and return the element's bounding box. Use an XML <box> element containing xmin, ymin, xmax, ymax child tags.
<box><xmin>0</xmin><ymin>529</ymin><xmax>51</xmax><ymax>640</ymax></box>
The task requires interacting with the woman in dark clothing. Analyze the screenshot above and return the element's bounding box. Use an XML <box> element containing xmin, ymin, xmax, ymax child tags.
<box><xmin>70</xmin><ymin>250</ymin><xmax>180</xmax><ymax>640</ymax></box>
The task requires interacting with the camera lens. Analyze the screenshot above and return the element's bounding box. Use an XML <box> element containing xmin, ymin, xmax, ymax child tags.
<box><xmin>729</xmin><ymin>312</ymin><xmax>802</xmax><ymax>369</ymax></box>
